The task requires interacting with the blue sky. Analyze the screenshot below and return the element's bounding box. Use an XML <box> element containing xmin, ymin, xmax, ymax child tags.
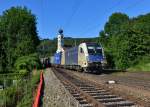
<box><xmin>0</xmin><ymin>0</ymin><xmax>150</xmax><ymax>39</ymax></box>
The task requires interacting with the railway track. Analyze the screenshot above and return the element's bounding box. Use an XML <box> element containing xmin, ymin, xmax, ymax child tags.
<box><xmin>66</xmin><ymin>69</ymin><xmax>150</xmax><ymax>91</ymax></box>
<box><xmin>76</xmin><ymin>71</ymin><xmax>150</xmax><ymax>91</ymax></box>
<box><xmin>52</xmin><ymin>68</ymin><xmax>139</xmax><ymax>107</ymax></box>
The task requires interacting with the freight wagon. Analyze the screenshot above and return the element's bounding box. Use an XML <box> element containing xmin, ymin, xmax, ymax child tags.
<box><xmin>53</xmin><ymin>52</ymin><xmax>61</xmax><ymax>67</ymax></box>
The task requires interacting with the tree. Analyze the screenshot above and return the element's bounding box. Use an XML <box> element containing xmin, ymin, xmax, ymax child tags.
<box><xmin>0</xmin><ymin>6</ymin><xmax>39</xmax><ymax>73</ymax></box>
<box><xmin>104</xmin><ymin>12</ymin><xmax>129</xmax><ymax>36</ymax></box>
<box><xmin>100</xmin><ymin>12</ymin><xmax>150</xmax><ymax>69</ymax></box>
<box><xmin>99</xmin><ymin>30</ymin><xmax>108</xmax><ymax>47</ymax></box>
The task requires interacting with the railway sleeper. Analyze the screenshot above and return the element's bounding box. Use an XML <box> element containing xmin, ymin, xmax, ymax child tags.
<box><xmin>97</xmin><ymin>97</ymin><xmax>124</xmax><ymax>103</ymax></box>
<box><xmin>79</xmin><ymin>103</ymin><xmax>93</xmax><ymax>107</ymax></box>
<box><xmin>72</xmin><ymin>95</ymin><xmax>93</xmax><ymax>107</ymax></box>
<box><xmin>103</xmin><ymin>100</ymin><xmax>135</xmax><ymax>107</ymax></box>
<box><xmin>84</xmin><ymin>90</ymin><xmax>107</xmax><ymax>93</ymax></box>
<box><xmin>79</xmin><ymin>99</ymin><xmax>89</xmax><ymax>104</ymax></box>
<box><xmin>91</xmin><ymin>95</ymin><xmax>117</xmax><ymax>99</ymax></box>
<box><xmin>78</xmin><ymin>85</ymin><xmax>93</xmax><ymax>87</ymax></box>
<box><xmin>89</xmin><ymin>92</ymin><xmax>112</xmax><ymax>96</ymax></box>
<box><xmin>75</xmin><ymin>97</ymin><xmax>84</xmax><ymax>101</ymax></box>
<box><xmin>81</xmin><ymin>88</ymin><xmax>97</xmax><ymax>91</ymax></box>
<box><xmin>71</xmin><ymin>92</ymin><xmax>80</xmax><ymax>96</ymax></box>
<box><xmin>81</xmin><ymin>87</ymin><xmax>104</xmax><ymax>91</ymax></box>
<box><xmin>79</xmin><ymin>87</ymin><xmax>95</xmax><ymax>89</ymax></box>
<box><xmin>82</xmin><ymin>89</ymin><xmax>107</xmax><ymax>92</ymax></box>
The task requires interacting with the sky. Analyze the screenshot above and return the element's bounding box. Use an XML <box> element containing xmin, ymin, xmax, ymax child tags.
<box><xmin>0</xmin><ymin>0</ymin><xmax>150</xmax><ymax>39</ymax></box>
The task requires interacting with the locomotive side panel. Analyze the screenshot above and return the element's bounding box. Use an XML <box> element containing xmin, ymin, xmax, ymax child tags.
<box><xmin>61</xmin><ymin>51</ymin><xmax>65</xmax><ymax>65</ymax></box>
<box><xmin>65</xmin><ymin>47</ymin><xmax>78</xmax><ymax>66</ymax></box>
<box><xmin>78</xmin><ymin>43</ymin><xmax>88</xmax><ymax>68</ymax></box>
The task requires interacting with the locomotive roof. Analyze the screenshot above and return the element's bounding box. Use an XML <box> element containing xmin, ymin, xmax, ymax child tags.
<box><xmin>82</xmin><ymin>42</ymin><xmax>100</xmax><ymax>46</ymax></box>
<box><xmin>85</xmin><ymin>42</ymin><xmax>98</xmax><ymax>44</ymax></box>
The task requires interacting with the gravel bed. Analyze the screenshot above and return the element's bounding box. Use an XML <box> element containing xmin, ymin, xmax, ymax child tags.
<box><xmin>43</xmin><ymin>68</ymin><xmax>77</xmax><ymax>107</ymax></box>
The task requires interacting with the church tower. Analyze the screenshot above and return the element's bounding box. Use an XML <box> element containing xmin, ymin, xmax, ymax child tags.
<box><xmin>56</xmin><ymin>29</ymin><xmax>64</xmax><ymax>53</ymax></box>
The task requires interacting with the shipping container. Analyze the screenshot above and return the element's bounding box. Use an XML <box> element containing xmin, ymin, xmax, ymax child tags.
<box><xmin>65</xmin><ymin>47</ymin><xmax>78</xmax><ymax>65</ymax></box>
<box><xmin>50</xmin><ymin>56</ymin><xmax>54</xmax><ymax>64</ymax></box>
<box><xmin>54</xmin><ymin>52</ymin><xmax>61</xmax><ymax>65</ymax></box>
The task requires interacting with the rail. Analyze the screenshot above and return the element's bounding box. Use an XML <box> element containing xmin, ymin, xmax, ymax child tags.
<box><xmin>52</xmin><ymin>68</ymin><xmax>138</xmax><ymax>107</ymax></box>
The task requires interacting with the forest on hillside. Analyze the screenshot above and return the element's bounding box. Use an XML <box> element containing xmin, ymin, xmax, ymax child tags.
<box><xmin>37</xmin><ymin>37</ymin><xmax>99</xmax><ymax>57</ymax></box>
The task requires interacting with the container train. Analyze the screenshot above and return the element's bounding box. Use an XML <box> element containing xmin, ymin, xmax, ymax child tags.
<box><xmin>51</xmin><ymin>42</ymin><xmax>107</xmax><ymax>73</ymax></box>
<box><xmin>41</xmin><ymin>57</ymin><xmax>51</xmax><ymax>68</ymax></box>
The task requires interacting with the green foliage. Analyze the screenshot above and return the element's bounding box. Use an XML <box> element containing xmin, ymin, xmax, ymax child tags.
<box><xmin>104</xmin><ymin>12</ymin><xmax>129</xmax><ymax>36</ymax></box>
<box><xmin>18</xmin><ymin>69</ymin><xmax>29</xmax><ymax>75</ymax></box>
<box><xmin>0</xmin><ymin>86</ymin><xmax>17</xmax><ymax>107</ymax></box>
<box><xmin>17</xmin><ymin>71</ymin><xmax>41</xmax><ymax>107</ymax></box>
<box><xmin>31</xmin><ymin>72</ymin><xmax>40</xmax><ymax>85</ymax></box>
<box><xmin>14</xmin><ymin>53</ymin><xmax>41</xmax><ymax>74</ymax></box>
<box><xmin>0</xmin><ymin>6</ymin><xmax>39</xmax><ymax>73</ymax></box>
<box><xmin>100</xmin><ymin>12</ymin><xmax>150</xmax><ymax>69</ymax></box>
<box><xmin>16</xmin><ymin>93</ymin><xmax>33</xmax><ymax>107</ymax></box>
<box><xmin>0</xmin><ymin>71</ymin><xmax>41</xmax><ymax>107</ymax></box>
<box><xmin>128</xmin><ymin>55</ymin><xmax>150</xmax><ymax>71</ymax></box>
<box><xmin>37</xmin><ymin>39</ymin><xmax>57</xmax><ymax>57</ymax></box>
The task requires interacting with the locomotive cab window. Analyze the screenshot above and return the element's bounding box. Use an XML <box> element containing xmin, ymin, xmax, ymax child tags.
<box><xmin>87</xmin><ymin>44</ymin><xmax>102</xmax><ymax>55</ymax></box>
<box><xmin>87</xmin><ymin>46</ymin><xmax>95</xmax><ymax>54</ymax></box>
<box><xmin>96</xmin><ymin>47</ymin><xmax>102</xmax><ymax>55</ymax></box>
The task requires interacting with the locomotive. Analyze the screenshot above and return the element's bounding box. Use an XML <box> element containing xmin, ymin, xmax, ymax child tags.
<box><xmin>51</xmin><ymin>42</ymin><xmax>107</xmax><ymax>73</ymax></box>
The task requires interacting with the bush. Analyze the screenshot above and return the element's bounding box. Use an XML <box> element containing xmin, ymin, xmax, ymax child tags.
<box><xmin>0</xmin><ymin>86</ymin><xmax>17</xmax><ymax>107</ymax></box>
<box><xmin>128</xmin><ymin>55</ymin><xmax>150</xmax><ymax>71</ymax></box>
<box><xmin>104</xmin><ymin>48</ymin><xmax>115</xmax><ymax>69</ymax></box>
<box><xmin>0</xmin><ymin>70</ymin><xmax>41</xmax><ymax>107</ymax></box>
<box><xmin>14</xmin><ymin>53</ymin><xmax>41</xmax><ymax>74</ymax></box>
<box><xmin>17</xmin><ymin>95</ymin><xmax>32</xmax><ymax>107</ymax></box>
<box><xmin>17</xmin><ymin>71</ymin><xmax>41</xmax><ymax>107</ymax></box>
<box><xmin>18</xmin><ymin>69</ymin><xmax>29</xmax><ymax>75</ymax></box>
<box><xmin>31</xmin><ymin>71</ymin><xmax>40</xmax><ymax>85</ymax></box>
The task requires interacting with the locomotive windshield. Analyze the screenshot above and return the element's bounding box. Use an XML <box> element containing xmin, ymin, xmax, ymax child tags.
<box><xmin>87</xmin><ymin>44</ymin><xmax>102</xmax><ymax>55</ymax></box>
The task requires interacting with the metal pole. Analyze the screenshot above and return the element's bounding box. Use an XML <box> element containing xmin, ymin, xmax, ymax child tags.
<box><xmin>74</xmin><ymin>39</ymin><xmax>77</xmax><ymax>46</ymax></box>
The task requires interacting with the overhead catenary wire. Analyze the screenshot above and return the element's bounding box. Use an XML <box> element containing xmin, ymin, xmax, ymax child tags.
<box><xmin>79</xmin><ymin>0</ymin><xmax>122</xmax><ymax>36</ymax></box>
<box><xmin>64</xmin><ymin>0</ymin><xmax>84</xmax><ymax>32</ymax></box>
<box><xmin>63</xmin><ymin>0</ymin><xmax>84</xmax><ymax>47</ymax></box>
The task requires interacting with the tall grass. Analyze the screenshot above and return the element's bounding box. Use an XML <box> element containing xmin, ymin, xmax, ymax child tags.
<box><xmin>128</xmin><ymin>55</ymin><xmax>150</xmax><ymax>72</ymax></box>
